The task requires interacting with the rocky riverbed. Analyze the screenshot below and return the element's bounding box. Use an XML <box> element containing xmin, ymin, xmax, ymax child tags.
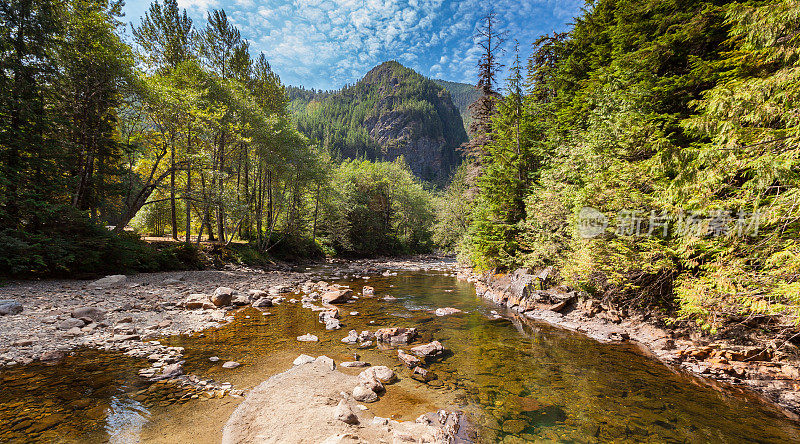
<box><xmin>0</xmin><ymin>256</ymin><xmax>450</xmax><ymax>369</ymax></box>
<box><xmin>4</xmin><ymin>256</ymin><xmax>800</xmax><ymax>443</ymax></box>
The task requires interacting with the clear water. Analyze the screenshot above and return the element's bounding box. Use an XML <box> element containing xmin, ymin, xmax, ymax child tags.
<box><xmin>1</xmin><ymin>266</ymin><xmax>800</xmax><ymax>443</ymax></box>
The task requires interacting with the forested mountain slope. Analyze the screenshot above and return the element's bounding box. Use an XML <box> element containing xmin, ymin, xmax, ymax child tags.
<box><xmin>287</xmin><ymin>61</ymin><xmax>467</xmax><ymax>184</ymax></box>
<box><xmin>432</xmin><ymin>79</ymin><xmax>480</xmax><ymax>131</ymax></box>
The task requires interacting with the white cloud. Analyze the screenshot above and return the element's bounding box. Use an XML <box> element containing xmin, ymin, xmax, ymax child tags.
<box><xmin>164</xmin><ymin>0</ymin><xmax>582</xmax><ymax>89</ymax></box>
<box><xmin>177</xmin><ymin>0</ymin><xmax>219</xmax><ymax>11</ymax></box>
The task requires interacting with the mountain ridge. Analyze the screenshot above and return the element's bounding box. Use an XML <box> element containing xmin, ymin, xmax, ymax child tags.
<box><xmin>287</xmin><ymin>61</ymin><xmax>467</xmax><ymax>184</ymax></box>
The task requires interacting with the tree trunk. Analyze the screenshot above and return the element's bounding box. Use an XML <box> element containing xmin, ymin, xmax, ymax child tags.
<box><xmin>170</xmin><ymin>130</ymin><xmax>178</xmax><ymax>240</ymax></box>
<box><xmin>184</xmin><ymin>122</ymin><xmax>192</xmax><ymax>243</ymax></box>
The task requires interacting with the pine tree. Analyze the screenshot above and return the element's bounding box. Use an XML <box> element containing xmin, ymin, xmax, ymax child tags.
<box><xmin>461</xmin><ymin>9</ymin><xmax>506</xmax><ymax>191</ymax></box>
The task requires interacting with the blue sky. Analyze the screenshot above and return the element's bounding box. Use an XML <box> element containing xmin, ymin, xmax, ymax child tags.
<box><xmin>122</xmin><ymin>0</ymin><xmax>584</xmax><ymax>90</ymax></box>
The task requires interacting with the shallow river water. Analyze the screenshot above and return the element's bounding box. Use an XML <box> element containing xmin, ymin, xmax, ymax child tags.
<box><xmin>2</xmin><ymin>264</ymin><xmax>800</xmax><ymax>443</ymax></box>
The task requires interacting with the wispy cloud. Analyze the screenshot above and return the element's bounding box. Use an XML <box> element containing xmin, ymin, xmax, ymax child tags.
<box><xmin>125</xmin><ymin>0</ymin><xmax>583</xmax><ymax>89</ymax></box>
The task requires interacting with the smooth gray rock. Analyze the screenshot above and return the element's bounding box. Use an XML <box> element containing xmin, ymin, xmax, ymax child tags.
<box><xmin>91</xmin><ymin>275</ymin><xmax>127</xmax><ymax>288</ymax></box>
<box><xmin>0</xmin><ymin>300</ymin><xmax>22</xmax><ymax>316</ymax></box>
<box><xmin>71</xmin><ymin>307</ymin><xmax>106</xmax><ymax>323</ymax></box>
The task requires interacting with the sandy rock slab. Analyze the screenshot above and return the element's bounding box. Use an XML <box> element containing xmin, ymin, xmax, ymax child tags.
<box><xmin>222</xmin><ymin>357</ymin><xmax>452</xmax><ymax>444</ymax></box>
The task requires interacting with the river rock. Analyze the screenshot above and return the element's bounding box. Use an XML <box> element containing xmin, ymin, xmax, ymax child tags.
<box><xmin>64</xmin><ymin>326</ymin><xmax>83</xmax><ymax>337</ymax></box>
<box><xmin>375</xmin><ymin>327</ymin><xmax>417</xmax><ymax>345</ymax></box>
<box><xmin>434</xmin><ymin>307</ymin><xmax>462</xmax><ymax>317</ymax></box>
<box><xmin>315</xmin><ymin>355</ymin><xmax>336</xmax><ymax>370</ymax></box>
<box><xmin>341</xmin><ymin>330</ymin><xmax>359</xmax><ymax>344</ymax></box>
<box><xmin>334</xmin><ymin>399</ymin><xmax>359</xmax><ymax>425</ymax></box>
<box><xmin>411</xmin><ymin>366</ymin><xmax>437</xmax><ymax>382</ymax></box>
<box><xmin>161</xmin><ymin>362</ymin><xmax>183</xmax><ymax>378</ymax></box>
<box><xmin>223</xmin><ymin>361</ymin><xmax>241</xmax><ymax>369</ymax></box>
<box><xmin>57</xmin><ymin>318</ymin><xmax>85</xmax><ymax>330</ymax></box>
<box><xmin>352</xmin><ymin>384</ymin><xmax>378</xmax><ymax>403</ymax></box>
<box><xmin>210</xmin><ymin>356</ymin><xmax>220</xmax><ymax>362</ymax></box>
<box><xmin>185</xmin><ymin>294</ymin><xmax>214</xmax><ymax>310</ymax></box>
<box><xmin>91</xmin><ymin>274</ymin><xmax>127</xmax><ymax>288</ymax></box>
<box><xmin>340</xmin><ymin>361</ymin><xmax>369</xmax><ymax>368</ymax></box>
<box><xmin>410</xmin><ymin>341</ymin><xmax>445</xmax><ymax>360</ymax></box>
<box><xmin>231</xmin><ymin>294</ymin><xmax>250</xmax><ymax>306</ymax></box>
<box><xmin>362</xmin><ymin>366</ymin><xmax>397</xmax><ymax>384</ymax></box>
<box><xmin>113</xmin><ymin>323</ymin><xmax>136</xmax><ymax>335</ymax></box>
<box><xmin>322</xmin><ymin>289</ymin><xmax>353</xmax><ymax>304</ymax></box>
<box><xmin>362</xmin><ymin>286</ymin><xmax>375</xmax><ymax>296</ymax></box>
<box><xmin>39</xmin><ymin>350</ymin><xmax>65</xmax><ymax>362</ymax></box>
<box><xmin>211</xmin><ymin>287</ymin><xmax>235</xmax><ymax>307</ymax></box>
<box><xmin>398</xmin><ymin>349</ymin><xmax>422</xmax><ymax>368</ymax></box>
<box><xmin>0</xmin><ymin>300</ymin><xmax>23</xmax><ymax>316</ymax></box>
<box><xmin>293</xmin><ymin>354</ymin><xmax>315</xmax><ymax>365</ymax></box>
<box><xmin>252</xmin><ymin>297</ymin><xmax>273</xmax><ymax>308</ymax></box>
<box><xmin>297</xmin><ymin>333</ymin><xmax>318</xmax><ymax>342</ymax></box>
<box><xmin>248</xmin><ymin>289</ymin><xmax>268</xmax><ymax>299</ymax></box>
<box><xmin>268</xmin><ymin>285</ymin><xmax>292</xmax><ymax>295</ymax></box>
<box><xmin>71</xmin><ymin>306</ymin><xmax>106</xmax><ymax>323</ymax></box>
<box><xmin>357</xmin><ymin>371</ymin><xmax>384</xmax><ymax>394</ymax></box>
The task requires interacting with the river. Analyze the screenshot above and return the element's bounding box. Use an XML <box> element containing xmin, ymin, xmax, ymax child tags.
<box><xmin>1</xmin><ymin>262</ymin><xmax>799</xmax><ymax>443</ymax></box>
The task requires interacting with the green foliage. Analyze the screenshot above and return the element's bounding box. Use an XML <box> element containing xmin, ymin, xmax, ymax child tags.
<box><xmin>320</xmin><ymin>158</ymin><xmax>435</xmax><ymax>256</ymax></box>
<box><xmin>0</xmin><ymin>206</ymin><xmax>202</xmax><ymax>277</ymax></box>
<box><xmin>449</xmin><ymin>0</ymin><xmax>800</xmax><ymax>329</ymax></box>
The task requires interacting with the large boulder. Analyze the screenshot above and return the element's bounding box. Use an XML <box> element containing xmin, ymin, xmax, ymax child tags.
<box><xmin>90</xmin><ymin>274</ymin><xmax>127</xmax><ymax>288</ymax></box>
<box><xmin>375</xmin><ymin>327</ymin><xmax>417</xmax><ymax>345</ymax></box>
<box><xmin>0</xmin><ymin>300</ymin><xmax>22</xmax><ymax>316</ymax></box>
<box><xmin>71</xmin><ymin>307</ymin><xmax>106</xmax><ymax>323</ymax></box>
<box><xmin>211</xmin><ymin>287</ymin><xmax>235</xmax><ymax>307</ymax></box>
<box><xmin>322</xmin><ymin>289</ymin><xmax>353</xmax><ymax>304</ymax></box>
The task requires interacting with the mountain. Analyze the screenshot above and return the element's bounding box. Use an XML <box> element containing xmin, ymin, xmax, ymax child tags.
<box><xmin>287</xmin><ymin>61</ymin><xmax>467</xmax><ymax>184</ymax></box>
<box><xmin>431</xmin><ymin>79</ymin><xmax>479</xmax><ymax>131</ymax></box>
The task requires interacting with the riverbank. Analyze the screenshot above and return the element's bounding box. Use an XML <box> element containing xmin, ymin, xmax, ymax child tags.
<box><xmin>460</xmin><ymin>267</ymin><xmax>800</xmax><ymax>418</ymax></box>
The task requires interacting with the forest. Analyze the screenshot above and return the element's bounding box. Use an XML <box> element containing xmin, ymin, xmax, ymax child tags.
<box><xmin>443</xmin><ymin>0</ymin><xmax>800</xmax><ymax>331</ymax></box>
<box><xmin>0</xmin><ymin>0</ymin><xmax>437</xmax><ymax>277</ymax></box>
<box><xmin>3</xmin><ymin>0</ymin><xmax>800</xmax><ymax>334</ymax></box>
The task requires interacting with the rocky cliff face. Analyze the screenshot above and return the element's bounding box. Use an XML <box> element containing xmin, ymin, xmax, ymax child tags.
<box><xmin>288</xmin><ymin>61</ymin><xmax>467</xmax><ymax>184</ymax></box>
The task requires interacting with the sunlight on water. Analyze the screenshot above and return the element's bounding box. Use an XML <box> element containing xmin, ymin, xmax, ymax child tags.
<box><xmin>107</xmin><ymin>396</ymin><xmax>150</xmax><ymax>444</ymax></box>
